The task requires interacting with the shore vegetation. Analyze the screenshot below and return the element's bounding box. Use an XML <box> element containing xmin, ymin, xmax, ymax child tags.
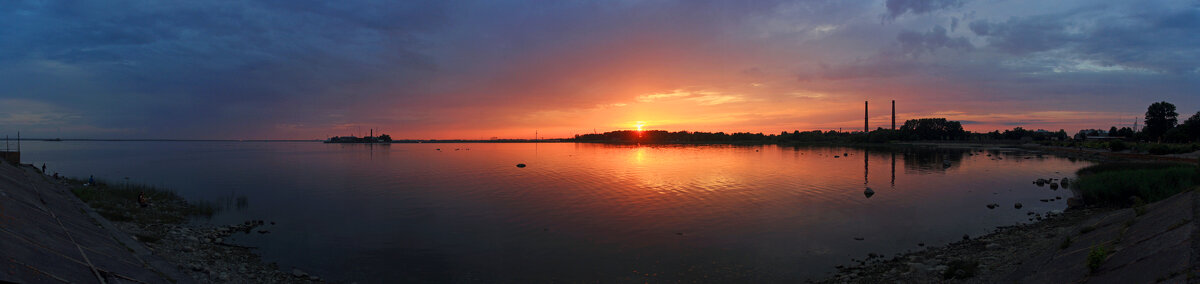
<box><xmin>67</xmin><ymin>177</ymin><xmax>217</xmax><ymax>224</ymax></box>
<box><xmin>1074</xmin><ymin>162</ymin><xmax>1200</xmax><ymax>206</ymax></box>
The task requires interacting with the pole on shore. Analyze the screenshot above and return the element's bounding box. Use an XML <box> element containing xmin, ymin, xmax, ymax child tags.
<box><xmin>864</xmin><ymin>101</ymin><xmax>869</xmax><ymax>133</ymax></box>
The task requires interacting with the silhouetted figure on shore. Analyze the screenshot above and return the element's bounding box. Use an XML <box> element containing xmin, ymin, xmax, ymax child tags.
<box><xmin>89</xmin><ymin>175</ymin><xmax>94</xmax><ymax>185</ymax></box>
<box><xmin>41</xmin><ymin>163</ymin><xmax>45</xmax><ymax>173</ymax></box>
<box><xmin>138</xmin><ymin>192</ymin><xmax>148</xmax><ymax>208</ymax></box>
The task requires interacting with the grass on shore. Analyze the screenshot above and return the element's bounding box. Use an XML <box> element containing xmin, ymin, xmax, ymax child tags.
<box><xmin>1041</xmin><ymin>140</ymin><xmax>1200</xmax><ymax>155</ymax></box>
<box><xmin>67</xmin><ymin>177</ymin><xmax>217</xmax><ymax>224</ymax></box>
<box><xmin>1074</xmin><ymin>162</ymin><xmax>1200</xmax><ymax>206</ymax></box>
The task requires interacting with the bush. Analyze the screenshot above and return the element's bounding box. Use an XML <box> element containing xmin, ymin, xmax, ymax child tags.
<box><xmin>1109</xmin><ymin>140</ymin><xmax>1127</xmax><ymax>152</ymax></box>
<box><xmin>1137</xmin><ymin>143</ymin><xmax>1200</xmax><ymax>155</ymax></box>
<box><xmin>1087</xmin><ymin>245</ymin><xmax>1109</xmax><ymax>274</ymax></box>
<box><xmin>1146</xmin><ymin>144</ymin><xmax>1173</xmax><ymax>155</ymax></box>
<box><xmin>1075</xmin><ymin>163</ymin><xmax>1200</xmax><ymax>205</ymax></box>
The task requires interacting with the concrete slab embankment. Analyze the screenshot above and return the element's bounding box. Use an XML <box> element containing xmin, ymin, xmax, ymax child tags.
<box><xmin>1007</xmin><ymin>190</ymin><xmax>1200</xmax><ymax>283</ymax></box>
<box><xmin>0</xmin><ymin>160</ymin><xmax>191</xmax><ymax>283</ymax></box>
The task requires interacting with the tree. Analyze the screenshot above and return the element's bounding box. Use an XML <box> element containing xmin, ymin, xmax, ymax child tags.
<box><xmin>1116</xmin><ymin>127</ymin><xmax>1135</xmax><ymax>138</ymax></box>
<box><xmin>1109</xmin><ymin>126</ymin><xmax>1118</xmax><ymax>136</ymax></box>
<box><xmin>899</xmin><ymin>118</ymin><xmax>966</xmax><ymax>140</ymax></box>
<box><xmin>1179</xmin><ymin>111</ymin><xmax>1200</xmax><ymax>142</ymax></box>
<box><xmin>1143</xmin><ymin>101</ymin><xmax>1178</xmax><ymax>141</ymax></box>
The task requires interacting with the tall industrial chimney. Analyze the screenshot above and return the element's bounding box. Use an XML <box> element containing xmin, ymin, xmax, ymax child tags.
<box><xmin>864</xmin><ymin>101</ymin><xmax>869</xmax><ymax>133</ymax></box>
<box><xmin>891</xmin><ymin>100</ymin><xmax>896</xmax><ymax>130</ymax></box>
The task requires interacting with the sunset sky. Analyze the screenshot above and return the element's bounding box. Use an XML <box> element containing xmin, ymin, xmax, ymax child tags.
<box><xmin>1</xmin><ymin>0</ymin><xmax>1197</xmax><ymax>139</ymax></box>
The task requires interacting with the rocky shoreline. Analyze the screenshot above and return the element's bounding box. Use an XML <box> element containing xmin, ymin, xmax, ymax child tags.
<box><xmin>55</xmin><ymin>174</ymin><xmax>330</xmax><ymax>283</ymax></box>
<box><xmin>817</xmin><ymin>206</ymin><xmax>1115</xmax><ymax>283</ymax></box>
<box><xmin>115</xmin><ymin>220</ymin><xmax>326</xmax><ymax>283</ymax></box>
<box><xmin>818</xmin><ymin>145</ymin><xmax>1200</xmax><ymax>283</ymax></box>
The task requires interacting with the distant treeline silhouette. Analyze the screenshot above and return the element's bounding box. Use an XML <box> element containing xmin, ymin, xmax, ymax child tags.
<box><xmin>573</xmin><ymin>130</ymin><xmax>778</xmax><ymax>143</ymax></box>
<box><xmin>574</xmin><ymin>101</ymin><xmax>1200</xmax><ymax>146</ymax></box>
<box><xmin>572</xmin><ymin>118</ymin><xmax>1069</xmax><ymax>143</ymax></box>
<box><xmin>1061</xmin><ymin>101</ymin><xmax>1200</xmax><ymax>143</ymax></box>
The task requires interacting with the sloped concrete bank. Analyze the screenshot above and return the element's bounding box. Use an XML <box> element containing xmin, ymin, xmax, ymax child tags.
<box><xmin>819</xmin><ymin>190</ymin><xmax>1200</xmax><ymax>283</ymax></box>
<box><xmin>0</xmin><ymin>160</ymin><xmax>325</xmax><ymax>283</ymax></box>
<box><xmin>0</xmin><ymin>160</ymin><xmax>190</xmax><ymax>283</ymax></box>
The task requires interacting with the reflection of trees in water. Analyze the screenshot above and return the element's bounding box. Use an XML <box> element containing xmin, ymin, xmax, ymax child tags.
<box><xmin>902</xmin><ymin>148</ymin><xmax>968</xmax><ymax>174</ymax></box>
<box><xmin>336</xmin><ymin>143</ymin><xmax>392</xmax><ymax>160</ymax></box>
<box><xmin>780</xmin><ymin>146</ymin><xmax>970</xmax><ymax>176</ymax></box>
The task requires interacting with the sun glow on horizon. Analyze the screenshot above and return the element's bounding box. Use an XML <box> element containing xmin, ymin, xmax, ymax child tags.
<box><xmin>635</xmin><ymin>121</ymin><xmax>646</xmax><ymax>131</ymax></box>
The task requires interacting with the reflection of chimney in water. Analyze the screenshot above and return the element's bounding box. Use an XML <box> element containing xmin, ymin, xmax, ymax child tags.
<box><xmin>890</xmin><ymin>152</ymin><xmax>896</xmax><ymax>188</ymax></box>
<box><xmin>864</xmin><ymin>148</ymin><xmax>869</xmax><ymax>186</ymax></box>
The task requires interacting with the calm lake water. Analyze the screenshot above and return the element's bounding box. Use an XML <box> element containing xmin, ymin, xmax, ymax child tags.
<box><xmin>20</xmin><ymin>141</ymin><xmax>1089</xmax><ymax>282</ymax></box>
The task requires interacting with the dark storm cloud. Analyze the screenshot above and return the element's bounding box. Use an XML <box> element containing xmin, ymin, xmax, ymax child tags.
<box><xmin>1</xmin><ymin>0</ymin><xmax>808</xmax><ymax>138</ymax></box>
<box><xmin>967</xmin><ymin>15</ymin><xmax>1078</xmax><ymax>55</ymax></box>
<box><xmin>897</xmin><ymin>25</ymin><xmax>972</xmax><ymax>58</ymax></box>
<box><xmin>799</xmin><ymin>56</ymin><xmax>919</xmax><ymax>81</ymax></box>
<box><xmin>969</xmin><ymin>4</ymin><xmax>1200</xmax><ymax>73</ymax></box>
<box><xmin>794</xmin><ymin>0</ymin><xmax>1198</xmax><ymax>131</ymax></box>
<box><xmin>798</xmin><ymin>24</ymin><xmax>970</xmax><ymax>80</ymax></box>
<box><xmin>0</xmin><ymin>1</ymin><xmax>449</xmax><ymax>137</ymax></box>
<box><xmin>884</xmin><ymin>0</ymin><xmax>966</xmax><ymax>19</ymax></box>
<box><xmin>811</xmin><ymin>2</ymin><xmax>1199</xmax><ymax>81</ymax></box>
<box><xmin>0</xmin><ymin>0</ymin><xmax>1196</xmax><ymax>138</ymax></box>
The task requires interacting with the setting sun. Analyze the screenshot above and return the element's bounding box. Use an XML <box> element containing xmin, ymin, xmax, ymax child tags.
<box><xmin>635</xmin><ymin>121</ymin><xmax>646</xmax><ymax>131</ymax></box>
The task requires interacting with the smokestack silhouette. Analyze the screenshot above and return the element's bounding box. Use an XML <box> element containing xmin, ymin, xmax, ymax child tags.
<box><xmin>891</xmin><ymin>100</ymin><xmax>896</xmax><ymax>130</ymax></box>
<box><xmin>864</xmin><ymin>101</ymin><xmax>869</xmax><ymax>133</ymax></box>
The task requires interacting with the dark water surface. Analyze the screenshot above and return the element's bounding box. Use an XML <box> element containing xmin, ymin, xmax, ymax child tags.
<box><xmin>21</xmin><ymin>141</ymin><xmax>1089</xmax><ymax>282</ymax></box>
